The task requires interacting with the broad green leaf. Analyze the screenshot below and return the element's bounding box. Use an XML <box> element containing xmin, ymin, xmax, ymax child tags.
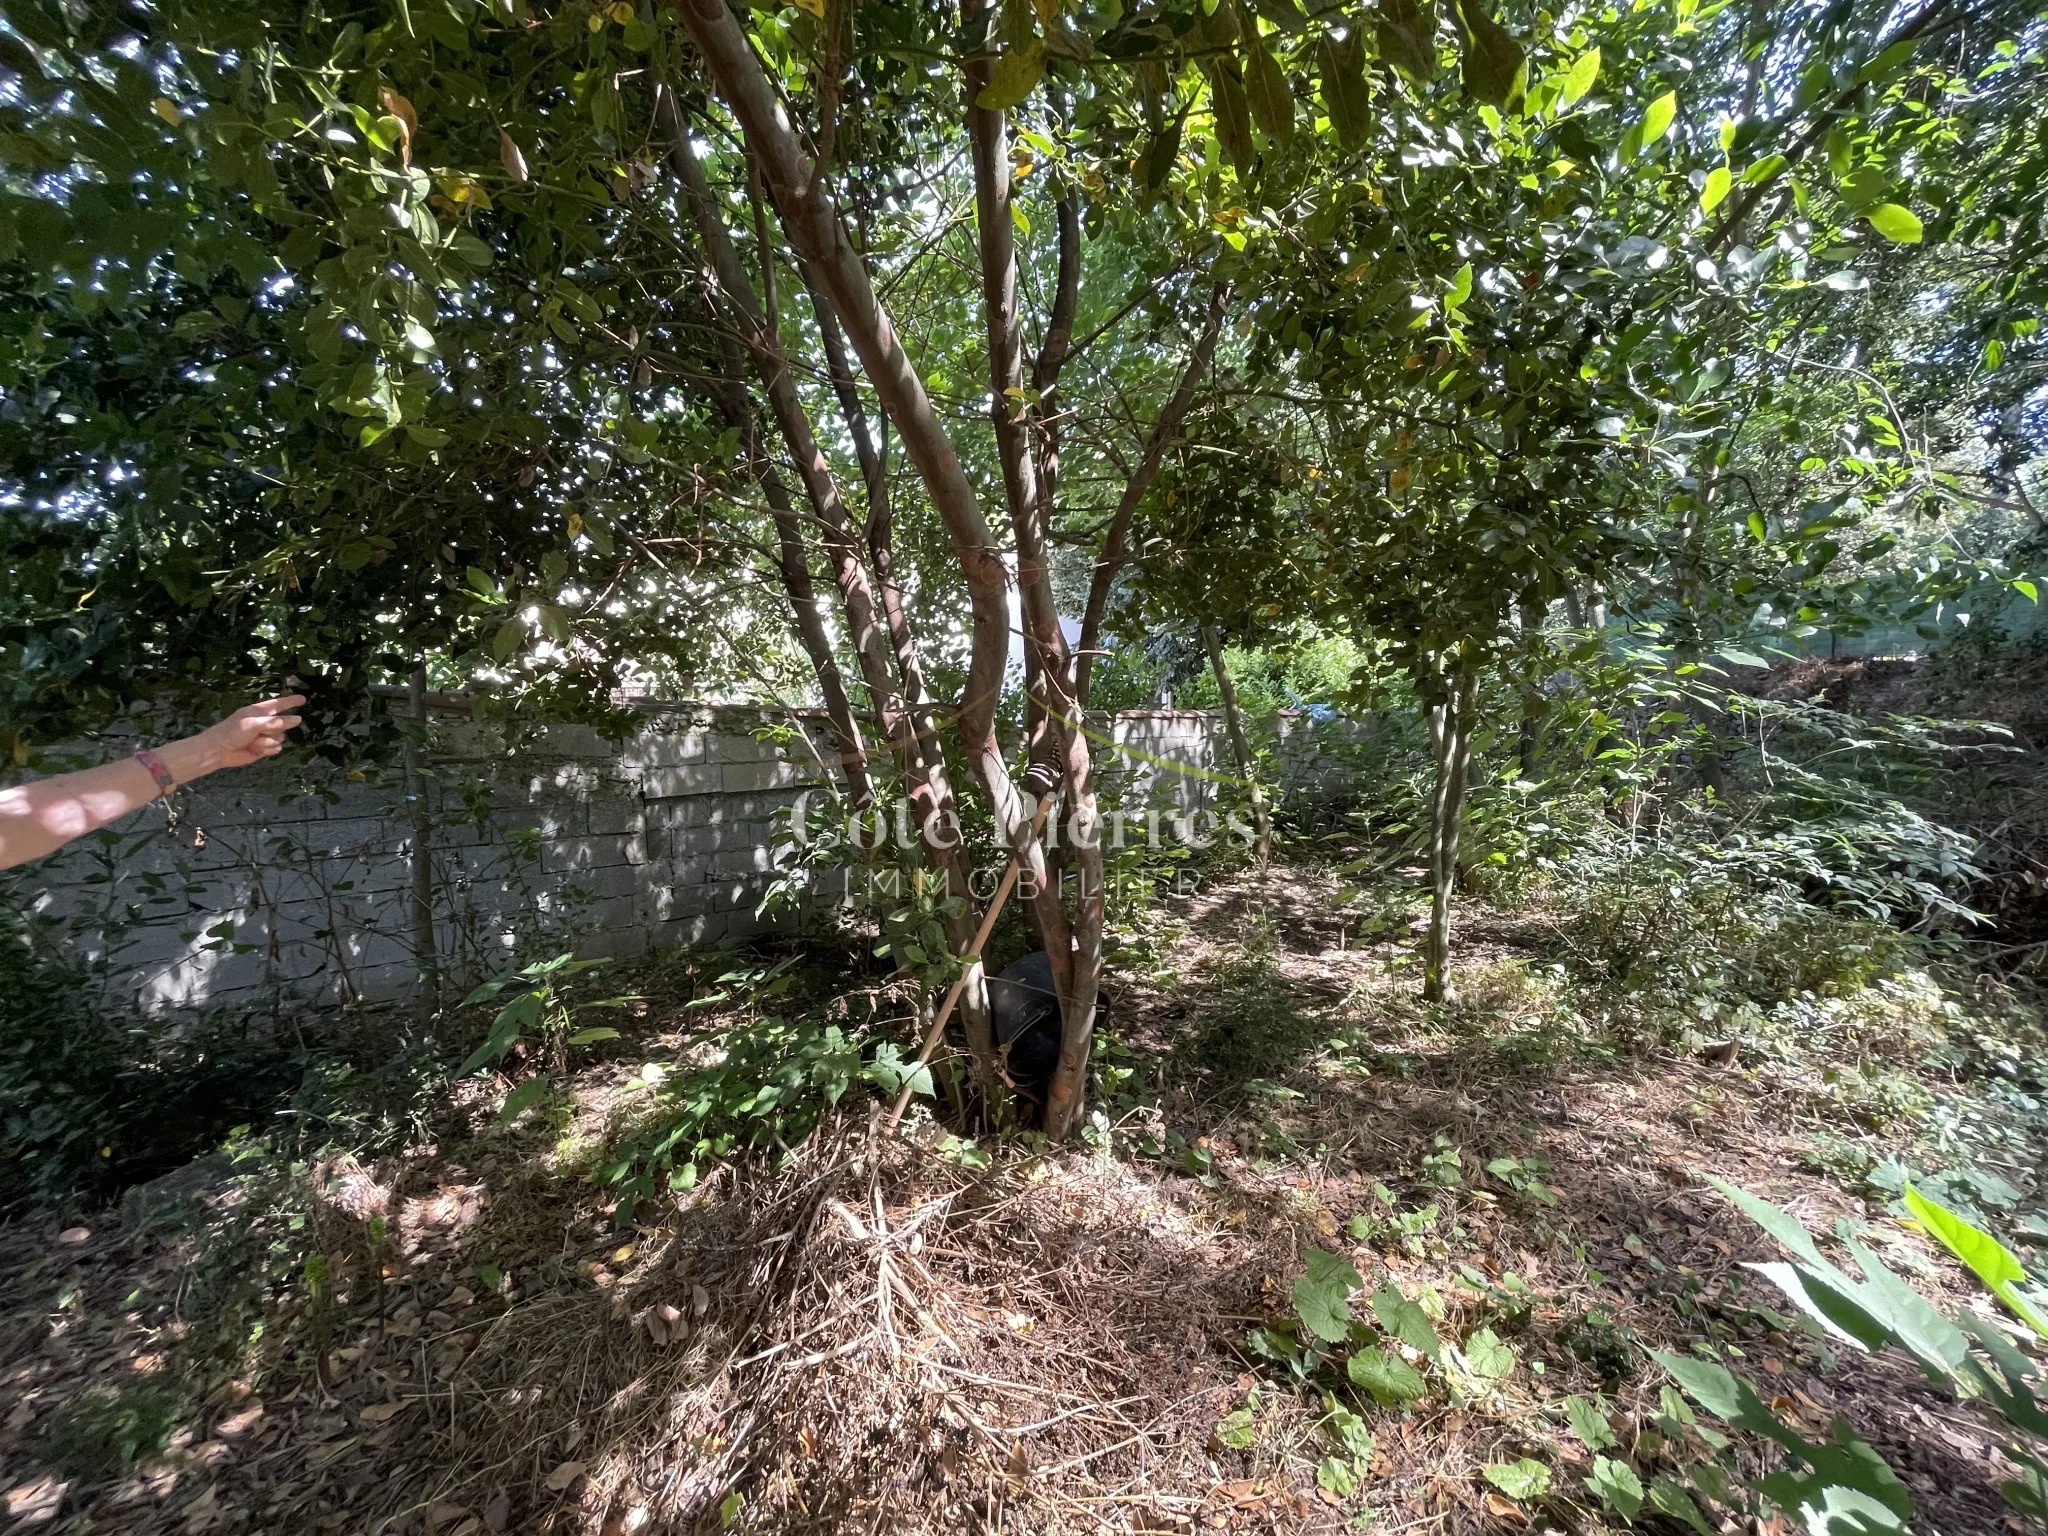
<box><xmin>498</xmin><ymin>1076</ymin><xmax>552</xmax><ymax>1121</ymax></box>
<box><xmin>1700</xmin><ymin>166</ymin><xmax>1732</xmax><ymax>213</ymax></box>
<box><xmin>491</xmin><ymin>618</ymin><xmax>524</xmax><ymax>661</ymax></box>
<box><xmin>1205</xmin><ymin>59</ymin><xmax>1257</xmax><ymax>176</ymax></box>
<box><xmin>1304</xmin><ymin>1249</ymin><xmax>1364</xmax><ymax>1289</ymax></box>
<box><xmin>1559</xmin><ymin>47</ymin><xmax>1600</xmax><ymax>109</ymax></box>
<box><xmin>1316</xmin><ymin>1455</ymin><xmax>1359</xmax><ymax>1496</ymax></box>
<box><xmin>1648</xmin><ymin>1475</ymin><xmax>1713</xmax><ymax>1536</ymax></box>
<box><xmin>1905</xmin><ymin>1184</ymin><xmax>2048</xmax><ymax>1337</ymax></box>
<box><xmin>1373</xmin><ymin>1284</ymin><xmax>1442</xmax><ymax>1361</ymax></box>
<box><xmin>1562</xmin><ymin>1394</ymin><xmax>1616</xmax><ymax>1450</ymax></box>
<box><xmin>1375</xmin><ymin>0</ymin><xmax>1437</xmax><ymax>84</ymax></box>
<box><xmin>1451</xmin><ymin>0</ymin><xmax>1524</xmax><ymax>108</ymax></box>
<box><xmin>1742</xmin><ymin>152</ymin><xmax>1788</xmax><ymax>184</ymax></box>
<box><xmin>1866</xmin><ymin>203</ymin><xmax>1923</xmax><ymax>243</ymax></box>
<box><xmin>1639</xmin><ymin>90</ymin><xmax>1676</xmax><ymax>145</ymax></box>
<box><xmin>565</xmin><ymin>1027</ymin><xmax>621</xmax><ymax>1045</ymax></box>
<box><xmin>977</xmin><ymin>44</ymin><xmax>1045</xmax><ymax>111</ymax></box>
<box><xmin>1243</xmin><ymin>41</ymin><xmax>1295</xmax><ymax>149</ymax></box>
<box><xmin>1462</xmin><ymin>1326</ymin><xmax>1514</xmax><ymax>1380</ymax></box>
<box><xmin>1294</xmin><ymin>1249</ymin><xmax>1362</xmax><ymax>1342</ymax></box>
<box><xmin>1214</xmin><ymin>1407</ymin><xmax>1258</xmax><ymax>1449</ymax></box>
<box><xmin>1347</xmin><ymin>1344</ymin><xmax>1426</xmax><ymax>1404</ymax></box>
<box><xmin>1445</xmin><ymin>261</ymin><xmax>1473</xmax><ymax>310</ymax></box>
<box><xmin>1482</xmin><ymin>1458</ymin><xmax>1550</xmax><ymax>1500</ymax></box>
<box><xmin>1318</xmin><ymin>30</ymin><xmax>1373</xmax><ymax>149</ymax></box>
<box><xmin>1758</xmin><ymin>1425</ymin><xmax>1915</xmax><ymax>1529</ymax></box>
<box><xmin>1651</xmin><ymin>1350</ymin><xmax>1804</xmax><ymax>1452</ymax></box>
<box><xmin>1587</xmin><ymin>1456</ymin><xmax>1643</xmax><ymax>1518</ymax></box>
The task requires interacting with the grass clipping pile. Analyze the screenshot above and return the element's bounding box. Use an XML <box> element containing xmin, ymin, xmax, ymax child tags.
<box><xmin>1</xmin><ymin>1117</ymin><xmax>1293</xmax><ymax>1535</ymax></box>
<box><xmin>438</xmin><ymin>1128</ymin><xmax>1272</xmax><ymax>1534</ymax></box>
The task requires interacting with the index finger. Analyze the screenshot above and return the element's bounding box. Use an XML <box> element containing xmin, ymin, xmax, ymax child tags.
<box><xmin>241</xmin><ymin>695</ymin><xmax>309</xmax><ymax>718</ymax></box>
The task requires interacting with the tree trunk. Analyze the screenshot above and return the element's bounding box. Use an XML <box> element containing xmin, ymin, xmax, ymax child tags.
<box><xmin>1075</xmin><ymin>281</ymin><xmax>1232</xmax><ymax>709</ymax></box>
<box><xmin>655</xmin><ymin>76</ymin><xmax>1000</xmax><ymax>1085</ymax></box>
<box><xmin>965</xmin><ymin>25</ymin><xmax>1103</xmax><ymax>1139</ymax></box>
<box><xmin>1201</xmin><ymin>624</ymin><xmax>1270</xmax><ymax>866</ymax></box>
<box><xmin>672</xmin><ymin>6</ymin><xmax>1064</xmax><ymax>1089</ymax></box>
<box><xmin>405</xmin><ymin>660</ymin><xmax>440</xmax><ymax>1013</ymax></box>
<box><xmin>1422</xmin><ymin>663</ymin><xmax>1477</xmax><ymax>1005</ymax></box>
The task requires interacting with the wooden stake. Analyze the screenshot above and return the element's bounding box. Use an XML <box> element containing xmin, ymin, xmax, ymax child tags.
<box><xmin>884</xmin><ymin>794</ymin><xmax>1054</xmax><ymax>1131</ymax></box>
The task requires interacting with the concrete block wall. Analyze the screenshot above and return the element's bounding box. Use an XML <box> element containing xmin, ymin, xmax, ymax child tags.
<box><xmin>9</xmin><ymin>703</ymin><xmax>1365</xmax><ymax>1015</ymax></box>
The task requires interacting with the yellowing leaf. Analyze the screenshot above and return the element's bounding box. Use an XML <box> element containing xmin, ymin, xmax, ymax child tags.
<box><xmin>152</xmin><ymin>96</ymin><xmax>184</xmax><ymax>126</ymax></box>
<box><xmin>607</xmin><ymin>1</ymin><xmax>635</xmax><ymax>19</ymax></box>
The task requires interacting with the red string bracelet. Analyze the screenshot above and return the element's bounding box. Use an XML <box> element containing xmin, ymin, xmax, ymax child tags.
<box><xmin>134</xmin><ymin>748</ymin><xmax>177</xmax><ymax>799</ymax></box>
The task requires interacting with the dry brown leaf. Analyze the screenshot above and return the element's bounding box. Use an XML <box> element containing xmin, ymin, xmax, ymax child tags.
<box><xmin>358</xmin><ymin>1401</ymin><xmax>407</xmax><ymax>1424</ymax></box>
<box><xmin>500</xmin><ymin>131</ymin><xmax>530</xmax><ymax>183</ymax></box>
<box><xmin>691</xmin><ymin>1283</ymin><xmax>711</xmax><ymax>1317</ymax></box>
<box><xmin>425</xmin><ymin>1502</ymin><xmax>469</xmax><ymax>1530</ymax></box>
<box><xmin>545</xmin><ymin>1460</ymin><xmax>587</xmax><ymax>1492</ymax></box>
<box><xmin>482</xmin><ymin>1492</ymin><xmax>512</xmax><ymax>1532</ymax></box>
<box><xmin>1484</xmin><ymin>1492</ymin><xmax>1526</xmax><ymax>1522</ymax></box>
<box><xmin>645</xmin><ymin>1309</ymin><xmax>669</xmax><ymax>1347</ymax></box>
<box><xmin>55</xmin><ymin>1226</ymin><xmax>90</xmax><ymax>1245</ymax></box>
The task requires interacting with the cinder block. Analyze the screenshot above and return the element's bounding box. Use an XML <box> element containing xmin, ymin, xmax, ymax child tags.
<box><xmin>721</xmin><ymin>760</ymin><xmax>805</xmax><ymax>795</ymax></box>
<box><xmin>707</xmin><ymin>732</ymin><xmax>775</xmax><ymax>764</ymax></box>
<box><xmin>586</xmin><ymin>797</ymin><xmax>644</xmax><ymax>837</ymax></box>
<box><xmin>637</xmin><ymin>763</ymin><xmax>723</xmax><ymax>801</ymax></box>
<box><xmin>712</xmin><ymin>844</ymin><xmax>774</xmax><ymax>878</ymax></box>
<box><xmin>560</xmin><ymin>862</ymin><xmax>639</xmax><ymax>901</ymax></box>
<box><xmin>535</xmin><ymin>723</ymin><xmax>623</xmax><ymax>759</ymax></box>
<box><xmin>542</xmin><ymin>834</ymin><xmax>642</xmax><ymax>875</ymax></box>
<box><xmin>622</xmin><ymin>726</ymin><xmax>709</xmax><ymax>768</ymax></box>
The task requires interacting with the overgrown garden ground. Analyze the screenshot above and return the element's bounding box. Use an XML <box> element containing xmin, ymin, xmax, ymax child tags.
<box><xmin>4</xmin><ymin>764</ymin><xmax>2042</xmax><ymax>1534</ymax></box>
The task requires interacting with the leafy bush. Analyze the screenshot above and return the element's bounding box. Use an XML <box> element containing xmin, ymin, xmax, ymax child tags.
<box><xmin>598</xmin><ymin>1011</ymin><xmax>928</xmax><ymax>1223</ymax></box>
<box><xmin>1661</xmin><ymin>1177</ymin><xmax>2048</xmax><ymax>1529</ymax></box>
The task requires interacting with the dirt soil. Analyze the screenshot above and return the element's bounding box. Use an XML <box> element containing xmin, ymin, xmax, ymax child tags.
<box><xmin>0</xmin><ymin>861</ymin><xmax>2026</xmax><ymax>1535</ymax></box>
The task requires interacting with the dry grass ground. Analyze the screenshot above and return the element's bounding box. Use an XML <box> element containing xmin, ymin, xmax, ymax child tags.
<box><xmin>0</xmin><ymin>854</ymin><xmax>2031</xmax><ymax>1535</ymax></box>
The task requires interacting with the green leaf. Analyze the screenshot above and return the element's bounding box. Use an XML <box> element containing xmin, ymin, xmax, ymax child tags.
<box><xmin>1372</xmin><ymin>1284</ymin><xmax>1442</xmax><ymax>1362</ymax></box>
<box><xmin>1741</xmin><ymin>152</ymin><xmax>1788</xmax><ymax>185</ymax></box>
<box><xmin>976</xmin><ymin>40</ymin><xmax>1046</xmax><ymax>111</ymax></box>
<box><xmin>1214</xmin><ymin>1407</ymin><xmax>1258</xmax><ymax>1449</ymax></box>
<box><xmin>1866</xmin><ymin>203</ymin><xmax>1923</xmax><ymax>243</ymax></box>
<box><xmin>1587</xmin><ymin>1456</ymin><xmax>1643</xmax><ymax>1518</ymax></box>
<box><xmin>1648</xmin><ymin>1475</ymin><xmax>1714</xmax><ymax>1536</ymax></box>
<box><xmin>1316</xmin><ymin>1455</ymin><xmax>1359</xmax><ymax>1496</ymax></box>
<box><xmin>1650</xmin><ymin>1350</ymin><xmax>1803</xmax><ymax>1451</ymax></box>
<box><xmin>491</xmin><ymin>618</ymin><xmax>524</xmax><ymax>660</ymax></box>
<box><xmin>1375</xmin><ymin>0</ymin><xmax>1437</xmax><ymax>84</ymax></box>
<box><xmin>1906</xmin><ymin>1184</ymin><xmax>2048</xmax><ymax>1337</ymax></box>
<box><xmin>1451</xmin><ymin>0</ymin><xmax>1523</xmax><ymax>108</ymax></box>
<box><xmin>1445</xmin><ymin>261</ymin><xmax>1473</xmax><ymax>310</ymax></box>
<box><xmin>1347</xmin><ymin>1344</ymin><xmax>1426</xmax><ymax>1405</ymax></box>
<box><xmin>1206</xmin><ymin>59</ymin><xmax>1257</xmax><ymax>176</ymax></box>
<box><xmin>1700</xmin><ymin>165</ymin><xmax>1732</xmax><ymax>213</ymax></box>
<box><xmin>1243</xmin><ymin>41</ymin><xmax>1295</xmax><ymax>149</ymax></box>
<box><xmin>565</xmin><ymin>1027</ymin><xmax>621</xmax><ymax>1046</ymax></box>
<box><xmin>1317</xmin><ymin>30</ymin><xmax>1373</xmax><ymax>150</ymax></box>
<box><xmin>498</xmin><ymin>1076</ymin><xmax>552</xmax><ymax>1121</ymax></box>
<box><xmin>1562</xmin><ymin>1394</ymin><xmax>1616</xmax><ymax>1450</ymax></box>
<box><xmin>1462</xmin><ymin>1326</ymin><xmax>1514</xmax><ymax>1379</ymax></box>
<box><xmin>1639</xmin><ymin>90</ymin><xmax>1676</xmax><ymax>146</ymax></box>
<box><xmin>1559</xmin><ymin>47</ymin><xmax>1599</xmax><ymax>109</ymax></box>
<box><xmin>1294</xmin><ymin>1250</ymin><xmax>1363</xmax><ymax>1342</ymax></box>
<box><xmin>2015</xmin><ymin>578</ymin><xmax>2038</xmax><ymax>603</ymax></box>
<box><xmin>1482</xmin><ymin>1458</ymin><xmax>1550</xmax><ymax>1500</ymax></box>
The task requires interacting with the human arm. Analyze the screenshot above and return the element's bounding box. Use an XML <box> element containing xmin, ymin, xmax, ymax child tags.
<box><xmin>0</xmin><ymin>696</ymin><xmax>305</xmax><ymax>872</ymax></box>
